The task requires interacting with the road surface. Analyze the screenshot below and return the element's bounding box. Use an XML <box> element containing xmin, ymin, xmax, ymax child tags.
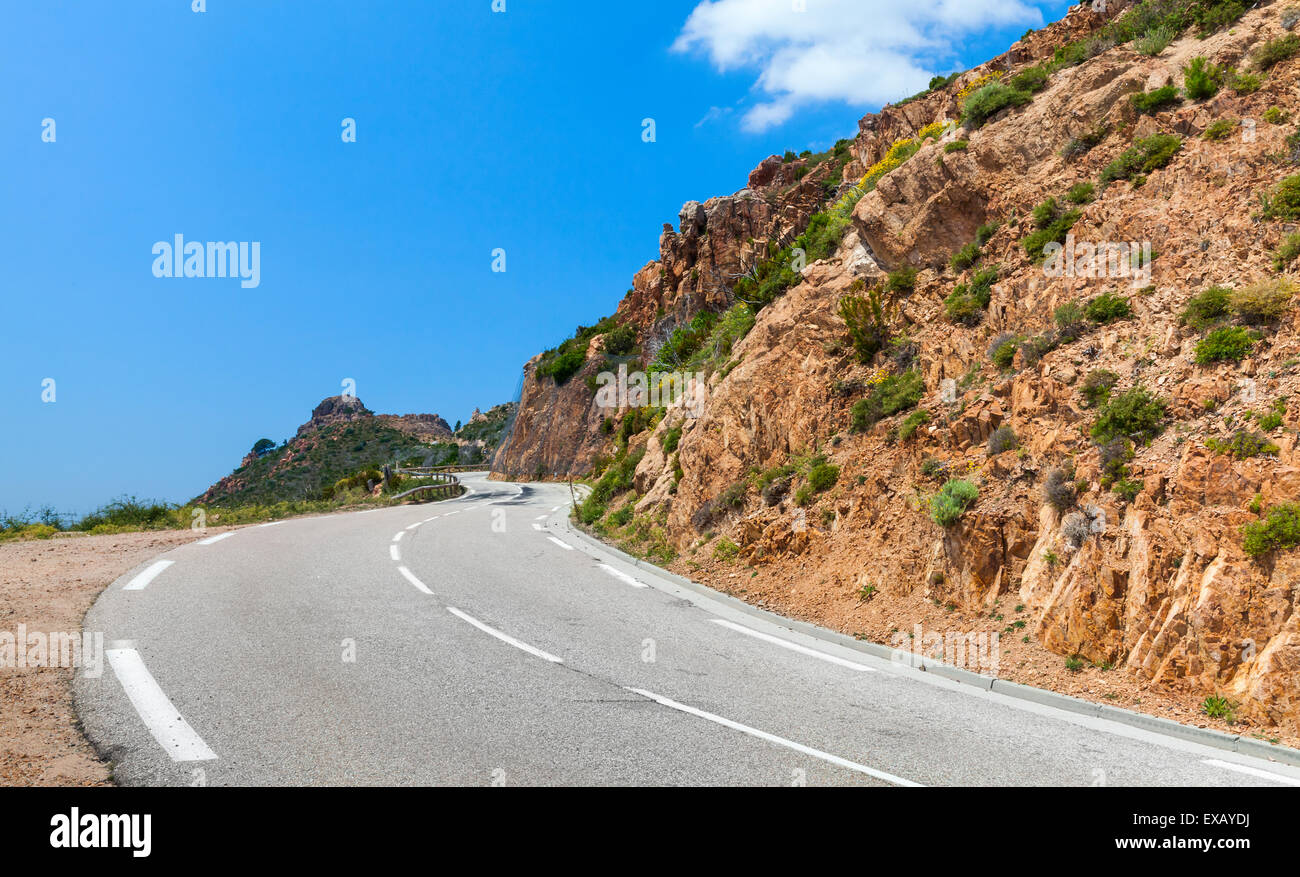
<box><xmin>74</xmin><ymin>473</ymin><xmax>1300</xmax><ymax>787</ymax></box>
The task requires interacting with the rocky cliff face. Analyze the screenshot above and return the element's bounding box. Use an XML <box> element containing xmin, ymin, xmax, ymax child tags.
<box><xmin>493</xmin><ymin>1</ymin><xmax>1300</xmax><ymax>741</ymax></box>
<box><xmin>493</xmin><ymin>151</ymin><xmax>847</xmax><ymax>478</ymax></box>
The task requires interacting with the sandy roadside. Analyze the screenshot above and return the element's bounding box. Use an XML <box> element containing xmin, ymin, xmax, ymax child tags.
<box><xmin>0</xmin><ymin>528</ymin><xmax>237</xmax><ymax>786</ymax></box>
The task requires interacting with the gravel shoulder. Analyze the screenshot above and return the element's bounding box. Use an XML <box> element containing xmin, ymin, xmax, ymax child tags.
<box><xmin>0</xmin><ymin>528</ymin><xmax>235</xmax><ymax>785</ymax></box>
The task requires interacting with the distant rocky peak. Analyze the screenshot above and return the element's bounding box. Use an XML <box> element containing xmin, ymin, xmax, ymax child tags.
<box><xmin>298</xmin><ymin>394</ymin><xmax>374</xmax><ymax>435</ymax></box>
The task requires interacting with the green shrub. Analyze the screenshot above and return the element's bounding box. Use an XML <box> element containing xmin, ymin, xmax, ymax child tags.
<box><xmin>989</xmin><ymin>332</ymin><xmax>1023</xmax><ymax>370</ymax></box>
<box><xmin>1179</xmin><ymin>286</ymin><xmax>1232</xmax><ymax>330</ymax></box>
<box><xmin>930</xmin><ymin>479</ymin><xmax>979</xmax><ymax>526</ymax></box>
<box><xmin>1227</xmin><ymin>69</ymin><xmax>1261</xmax><ymax>95</ymax></box>
<box><xmin>839</xmin><ymin>287</ymin><xmax>890</xmax><ymax>362</ymax></box>
<box><xmin>1081</xmin><ymin>369</ymin><xmax>1119</xmax><ymax>408</ymax></box>
<box><xmin>850</xmin><ymin>370</ymin><xmax>924</xmax><ymax>432</ymax></box>
<box><xmin>1253</xmin><ymin>34</ymin><xmax>1300</xmax><ymax>71</ymax></box>
<box><xmin>806</xmin><ymin>462</ymin><xmax>840</xmax><ymax>494</ymax></box>
<box><xmin>1054</xmin><ymin>300</ymin><xmax>1086</xmax><ymax>330</ymax></box>
<box><xmin>1202</xmin><ymin>694</ymin><xmax>1238</xmax><ymax>723</ymax></box>
<box><xmin>1206</xmin><ymin>429</ymin><xmax>1280</xmax><ymax>459</ymax></box>
<box><xmin>1182</xmin><ymin>57</ymin><xmax>1223</xmax><ymax>100</ymax></box>
<box><xmin>987</xmin><ymin>424</ymin><xmax>1019</xmax><ymax>455</ymax></box>
<box><xmin>963</xmin><ymin>82</ymin><xmax>1033</xmax><ymax>128</ymax></box>
<box><xmin>1263</xmin><ymin>172</ymin><xmax>1300</xmax><ymax>219</ymax></box>
<box><xmin>537</xmin><ymin>345</ymin><xmax>586</xmax><ymax>383</ymax></box>
<box><xmin>1100</xmin><ymin>133</ymin><xmax>1182</xmax><ymax>184</ymax></box>
<box><xmin>1113</xmin><ymin>477</ymin><xmax>1144</xmax><ymax>504</ymax></box>
<box><xmin>1066</xmin><ymin>182</ymin><xmax>1095</xmax><ymax>204</ymax></box>
<box><xmin>1085</xmin><ymin>291</ymin><xmax>1132</xmax><ymax>323</ymax></box>
<box><xmin>898</xmin><ymin>409</ymin><xmax>931</xmax><ymax>441</ymax></box>
<box><xmin>885</xmin><ymin>267</ymin><xmax>918</xmax><ymax>295</ymax></box>
<box><xmin>1276</xmin><ymin>233</ymin><xmax>1300</xmax><ymax>273</ymax></box>
<box><xmin>1232</xmin><ymin>278</ymin><xmax>1294</xmax><ymax>323</ymax></box>
<box><xmin>1022</xmin><ymin>208</ymin><xmax>1082</xmax><ymax>261</ymax></box>
<box><xmin>1091</xmin><ymin>386</ymin><xmax>1167</xmax><ymax>444</ymax></box>
<box><xmin>1242</xmin><ymin>502</ymin><xmax>1300</xmax><ymax>557</ymax></box>
<box><xmin>607</xmin><ymin>505</ymin><xmax>634</xmax><ymax>528</ymax></box>
<box><xmin>1265</xmin><ymin>106</ymin><xmax>1291</xmax><ymax>125</ymax></box>
<box><xmin>1061</xmin><ymin>123</ymin><xmax>1110</xmax><ymax>158</ymax></box>
<box><xmin>1202</xmin><ymin>119</ymin><xmax>1236</xmax><ymax>141</ymax></box>
<box><xmin>1194</xmin><ymin>326</ymin><xmax>1256</xmax><ymax>364</ymax></box>
<box><xmin>1257</xmin><ymin>399</ymin><xmax>1287</xmax><ymax>431</ymax></box>
<box><xmin>1130</xmin><ymin>84</ymin><xmax>1181</xmax><ymax>115</ymax></box>
<box><xmin>661</xmin><ymin>425</ymin><xmax>682</xmax><ymax>454</ymax></box>
<box><xmin>602</xmin><ymin>324</ymin><xmax>638</xmax><ymax>355</ymax></box>
<box><xmin>944</xmin><ymin>140</ymin><xmax>969</xmax><ymax>153</ymax></box>
<box><xmin>712</xmin><ymin>537</ymin><xmax>740</xmax><ymax>561</ymax></box>
<box><xmin>975</xmin><ymin>221</ymin><xmax>1001</xmax><ymax>246</ymax></box>
<box><xmin>1009</xmin><ymin>65</ymin><xmax>1049</xmax><ymax>93</ymax></box>
<box><xmin>1043</xmin><ymin>467</ymin><xmax>1077</xmax><ymax>510</ymax></box>
<box><xmin>944</xmin><ymin>286</ymin><xmax>982</xmax><ymax>324</ymax></box>
<box><xmin>1134</xmin><ymin>24</ymin><xmax>1175</xmax><ymax>56</ymax></box>
<box><xmin>950</xmin><ymin>241</ymin><xmax>981</xmax><ymax>272</ymax></box>
<box><xmin>1032</xmin><ymin>197</ymin><xmax>1060</xmax><ymax>228</ymax></box>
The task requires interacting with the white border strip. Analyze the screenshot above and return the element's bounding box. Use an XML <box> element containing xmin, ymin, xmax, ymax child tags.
<box><xmin>1202</xmin><ymin>758</ymin><xmax>1300</xmax><ymax>786</ymax></box>
<box><xmin>712</xmin><ymin>619</ymin><xmax>876</xmax><ymax>672</ymax></box>
<box><xmin>547</xmin><ymin>536</ymin><xmax>574</xmax><ymax>551</ymax></box>
<box><xmin>197</xmin><ymin>532</ymin><xmax>234</xmax><ymax>545</ymax></box>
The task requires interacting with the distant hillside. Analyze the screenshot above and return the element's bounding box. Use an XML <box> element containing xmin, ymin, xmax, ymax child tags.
<box><xmin>195</xmin><ymin>395</ymin><xmax>509</xmax><ymax>506</ymax></box>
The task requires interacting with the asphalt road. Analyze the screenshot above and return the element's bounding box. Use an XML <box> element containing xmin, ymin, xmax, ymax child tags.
<box><xmin>74</xmin><ymin>473</ymin><xmax>1300</xmax><ymax>787</ymax></box>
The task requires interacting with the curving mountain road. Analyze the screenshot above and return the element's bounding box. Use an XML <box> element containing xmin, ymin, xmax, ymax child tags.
<box><xmin>74</xmin><ymin>473</ymin><xmax>1300</xmax><ymax>787</ymax></box>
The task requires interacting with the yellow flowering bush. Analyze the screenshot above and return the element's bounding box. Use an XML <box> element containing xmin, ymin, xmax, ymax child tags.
<box><xmin>957</xmin><ymin>70</ymin><xmax>1003</xmax><ymax>102</ymax></box>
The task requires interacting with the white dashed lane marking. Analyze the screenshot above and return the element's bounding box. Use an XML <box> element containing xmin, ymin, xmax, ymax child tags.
<box><xmin>123</xmin><ymin>560</ymin><xmax>175</xmax><ymax>591</ymax></box>
<box><xmin>106</xmin><ymin>647</ymin><xmax>217</xmax><ymax>762</ymax></box>
<box><xmin>446</xmin><ymin>607</ymin><xmax>563</xmax><ymax>663</ymax></box>
<box><xmin>396</xmin><ymin>566</ymin><xmax>434</xmax><ymax>595</ymax></box>
<box><xmin>626</xmin><ymin>687</ymin><xmax>919</xmax><ymax>787</ymax></box>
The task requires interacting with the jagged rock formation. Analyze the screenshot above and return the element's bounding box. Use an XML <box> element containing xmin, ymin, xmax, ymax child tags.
<box><xmin>495</xmin><ymin>150</ymin><xmax>846</xmax><ymax>478</ymax></box>
<box><xmin>493</xmin><ymin>1</ymin><xmax>1300</xmax><ymax>738</ymax></box>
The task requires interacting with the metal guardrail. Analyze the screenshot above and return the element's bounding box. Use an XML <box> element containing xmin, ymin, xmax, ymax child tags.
<box><xmin>389</xmin><ymin>470</ymin><xmax>464</xmax><ymax>502</ymax></box>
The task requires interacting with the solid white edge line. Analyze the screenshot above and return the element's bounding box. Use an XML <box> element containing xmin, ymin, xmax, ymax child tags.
<box><xmin>534</xmin><ymin>514</ymin><xmax>548</xmax><ymax>521</ymax></box>
<box><xmin>123</xmin><ymin>560</ymin><xmax>175</xmax><ymax>591</ymax></box>
<box><xmin>405</xmin><ymin>522</ymin><xmax>421</xmax><ymax>531</ymax></box>
<box><xmin>626</xmin><ymin>687</ymin><xmax>920</xmax><ymax>786</ymax></box>
<box><xmin>389</xmin><ymin>544</ymin><xmax>401</xmax><ymax>561</ymax></box>
<box><xmin>1202</xmin><ymin>758</ymin><xmax>1300</xmax><ymax>786</ymax></box>
<box><xmin>396</xmin><ymin>566</ymin><xmax>434</xmax><ymax>595</ymax></box>
<box><xmin>531</xmin><ymin>523</ymin><xmax>544</xmax><ymax>531</ymax></box>
<box><xmin>446</xmin><ymin>606</ymin><xmax>563</xmax><ymax>663</ymax></box>
<box><xmin>392</xmin><ymin>531</ymin><xmax>404</xmax><ymax>542</ymax></box>
<box><xmin>547</xmin><ymin>536</ymin><xmax>574</xmax><ymax>551</ymax></box>
<box><xmin>257</xmin><ymin>521</ymin><xmax>283</xmax><ymax>528</ymax></box>
<box><xmin>597</xmin><ymin>563</ymin><xmax>648</xmax><ymax>589</ymax></box>
<box><xmin>105</xmin><ymin>648</ymin><xmax>217</xmax><ymax>762</ymax></box>
<box><xmin>197</xmin><ymin>532</ymin><xmax>234</xmax><ymax>545</ymax></box>
<box><xmin>712</xmin><ymin>619</ymin><xmax>876</xmax><ymax>672</ymax></box>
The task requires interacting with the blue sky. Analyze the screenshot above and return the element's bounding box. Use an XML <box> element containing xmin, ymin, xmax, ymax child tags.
<box><xmin>0</xmin><ymin>0</ymin><xmax>1070</xmax><ymax>514</ymax></box>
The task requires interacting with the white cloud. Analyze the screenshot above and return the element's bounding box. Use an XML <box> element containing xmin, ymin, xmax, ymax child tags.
<box><xmin>672</xmin><ymin>0</ymin><xmax>1045</xmax><ymax>132</ymax></box>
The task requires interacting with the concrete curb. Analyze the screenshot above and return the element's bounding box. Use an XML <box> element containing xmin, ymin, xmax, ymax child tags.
<box><xmin>557</xmin><ymin>514</ymin><xmax>1300</xmax><ymax>770</ymax></box>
